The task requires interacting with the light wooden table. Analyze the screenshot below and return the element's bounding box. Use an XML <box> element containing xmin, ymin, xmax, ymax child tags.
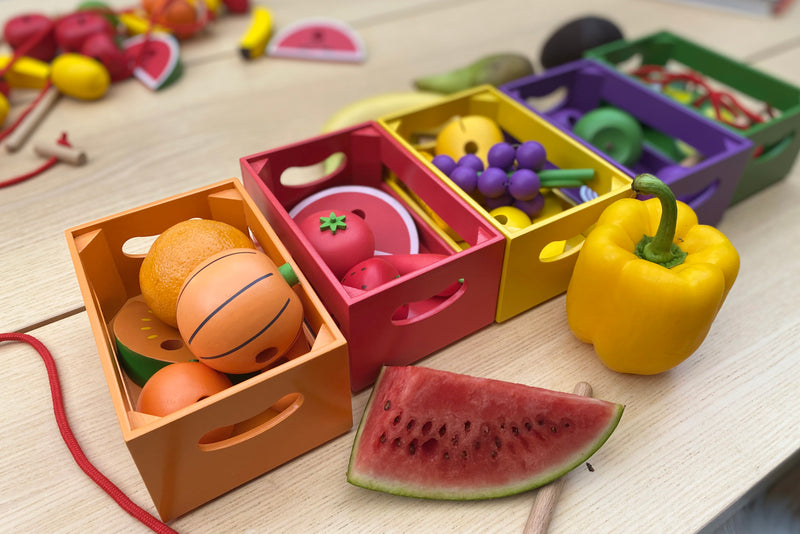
<box><xmin>1</xmin><ymin>1</ymin><xmax>799</xmax><ymax>532</ymax></box>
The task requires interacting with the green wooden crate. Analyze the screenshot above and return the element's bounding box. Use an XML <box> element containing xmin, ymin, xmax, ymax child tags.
<box><xmin>585</xmin><ymin>30</ymin><xmax>800</xmax><ymax>204</ymax></box>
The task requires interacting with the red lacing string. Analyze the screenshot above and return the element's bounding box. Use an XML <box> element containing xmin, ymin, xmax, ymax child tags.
<box><xmin>0</xmin><ymin>332</ymin><xmax>178</xmax><ymax>534</ymax></box>
<box><xmin>632</xmin><ymin>64</ymin><xmax>769</xmax><ymax>130</ymax></box>
<box><xmin>0</xmin><ymin>79</ymin><xmax>54</xmax><ymax>142</ymax></box>
<box><xmin>0</xmin><ymin>130</ymin><xmax>72</xmax><ymax>189</ymax></box>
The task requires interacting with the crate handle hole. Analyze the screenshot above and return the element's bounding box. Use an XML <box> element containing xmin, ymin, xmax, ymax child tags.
<box><xmin>753</xmin><ymin>132</ymin><xmax>795</xmax><ymax>162</ymax></box>
<box><xmin>198</xmin><ymin>392</ymin><xmax>304</xmax><ymax>451</ymax></box>
<box><xmin>281</xmin><ymin>152</ymin><xmax>348</xmax><ymax>186</ymax></box>
<box><xmin>391</xmin><ymin>279</ymin><xmax>466</xmax><ymax>325</ymax></box>
<box><xmin>523</xmin><ymin>85</ymin><xmax>569</xmax><ymax>114</ymax></box>
<box><xmin>122</xmin><ymin>234</ymin><xmax>159</xmax><ymax>258</ymax></box>
<box><xmin>678</xmin><ymin>178</ymin><xmax>719</xmax><ymax>210</ymax></box>
<box><xmin>539</xmin><ymin>235</ymin><xmax>583</xmax><ymax>263</ymax></box>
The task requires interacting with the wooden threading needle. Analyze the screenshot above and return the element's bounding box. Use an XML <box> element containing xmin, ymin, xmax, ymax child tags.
<box><xmin>4</xmin><ymin>85</ymin><xmax>61</xmax><ymax>153</ymax></box>
<box><xmin>522</xmin><ymin>381</ymin><xmax>593</xmax><ymax>534</ymax></box>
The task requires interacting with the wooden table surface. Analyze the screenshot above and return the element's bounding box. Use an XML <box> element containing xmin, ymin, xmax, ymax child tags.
<box><xmin>2</xmin><ymin>1</ymin><xmax>799</xmax><ymax>532</ymax></box>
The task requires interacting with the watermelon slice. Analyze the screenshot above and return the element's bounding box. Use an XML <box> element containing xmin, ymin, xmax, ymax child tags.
<box><xmin>123</xmin><ymin>32</ymin><xmax>183</xmax><ymax>91</ymax></box>
<box><xmin>267</xmin><ymin>18</ymin><xmax>366</xmax><ymax>63</ymax></box>
<box><xmin>347</xmin><ymin>366</ymin><xmax>623</xmax><ymax>499</ymax></box>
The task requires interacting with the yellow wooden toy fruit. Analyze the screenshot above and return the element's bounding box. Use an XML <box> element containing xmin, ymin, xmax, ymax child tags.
<box><xmin>50</xmin><ymin>53</ymin><xmax>111</xmax><ymax>100</ymax></box>
<box><xmin>0</xmin><ymin>93</ymin><xmax>8</xmax><ymax>127</ymax></box>
<box><xmin>435</xmin><ymin>115</ymin><xmax>504</xmax><ymax>166</ymax></box>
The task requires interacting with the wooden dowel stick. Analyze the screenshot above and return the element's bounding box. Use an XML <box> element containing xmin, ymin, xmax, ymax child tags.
<box><xmin>33</xmin><ymin>141</ymin><xmax>87</xmax><ymax>165</ymax></box>
<box><xmin>4</xmin><ymin>85</ymin><xmax>61</xmax><ymax>153</ymax></box>
<box><xmin>522</xmin><ymin>381</ymin><xmax>593</xmax><ymax>534</ymax></box>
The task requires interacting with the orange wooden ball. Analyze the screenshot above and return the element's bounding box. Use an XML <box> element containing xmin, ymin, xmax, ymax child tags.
<box><xmin>136</xmin><ymin>361</ymin><xmax>233</xmax><ymax>443</ymax></box>
<box><xmin>142</xmin><ymin>0</ymin><xmax>200</xmax><ymax>39</ymax></box>
<box><xmin>176</xmin><ymin>248</ymin><xmax>304</xmax><ymax>375</ymax></box>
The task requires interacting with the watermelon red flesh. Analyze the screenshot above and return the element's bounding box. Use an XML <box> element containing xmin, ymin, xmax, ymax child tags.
<box><xmin>347</xmin><ymin>366</ymin><xmax>623</xmax><ymax>500</ymax></box>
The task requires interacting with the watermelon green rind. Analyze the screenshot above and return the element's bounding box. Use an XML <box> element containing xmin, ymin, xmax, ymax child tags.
<box><xmin>124</xmin><ymin>32</ymin><xmax>182</xmax><ymax>91</ymax></box>
<box><xmin>346</xmin><ymin>366</ymin><xmax>624</xmax><ymax>500</ymax></box>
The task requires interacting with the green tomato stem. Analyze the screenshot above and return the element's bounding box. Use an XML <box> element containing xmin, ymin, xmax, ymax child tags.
<box><xmin>632</xmin><ymin>174</ymin><xmax>687</xmax><ymax>268</ymax></box>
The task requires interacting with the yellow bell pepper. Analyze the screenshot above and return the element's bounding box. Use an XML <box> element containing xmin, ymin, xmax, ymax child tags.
<box><xmin>566</xmin><ymin>174</ymin><xmax>739</xmax><ymax>374</ymax></box>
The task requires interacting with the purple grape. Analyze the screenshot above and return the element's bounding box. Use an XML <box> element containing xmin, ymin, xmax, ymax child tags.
<box><xmin>449</xmin><ymin>165</ymin><xmax>478</xmax><ymax>193</ymax></box>
<box><xmin>487</xmin><ymin>142</ymin><xmax>516</xmax><ymax>171</ymax></box>
<box><xmin>477</xmin><ymin>167</ymin><xmax>508</xmax><ymax>198</ymax></box>
<box><xmin>508</xmin><ymin>169</ymin><xmax>541</xmax><ymax>201</ymax></box>
<box><xmin>516</xmin><ymin>141</ymin><xmax>547</xmax><ymax>171</ymax></box>
<box><xmin>457</xmin><ymin>153</ymin><xmax>485</xmax><ymax>173</ymax></box>
<box><xmin>431</xmin><ymin>154</ymin><xmax>457</xmax><ymax>176</ymax></box>
<box><xmin>484</xmin><ymin>192</ymin><xmax>514</xmax><ymax>210</ymax></box>
<box><xmin>514</xmin><ymin>194</ymin><xmax>545</xmax><ymax>218</ymax></box>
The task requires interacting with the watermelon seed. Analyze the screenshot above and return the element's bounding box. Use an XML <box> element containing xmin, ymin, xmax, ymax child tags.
<box><xmin>384</xmin><ymin>400</ymin><xmax>391</xmax><ymax>410</ymax></box>
<box><xmin>550</xmin><ymin>425</ymin><xmax>558</xmax><ymax>433</ymax></box>
<box><xmin>491</xmin><ymin>450</ymin><xmax>498</xmax><ymax>459</ymax></box>
<box><xmin>464</xmin><ymin>421</ymin><xmax>471</xmax><ymax>432</ymax></box>
<box><xmin>586</xmin><ymin>462</ymin><xmax>595</xmax><ymax>472</ymax></box>
<box><xmin>451</xmin><ymin>435</ymin><xmax>459</xmax><ymax>446</ymax></box>
<box><xmin>408</xmin><ymin>439</ymin><xmax>418</xmax><ymax>455</ymax></box>
<box><xmin>443</xmin><ymin>452</ymin><xmax>450</xmax><ymax>460</ymax></box>
<box><xmin>406</xmin><ymin>419</ymin><xmax>416</xmax><ymax>431</ymax></box>
<box><xmin>481</xmin><ymin>423</ymin><xmax>490</xmax><ymax>435</ymax></box>
<box><xmin>422</xmin><ymin>421</ymin><xmax>432</xmax><ymax>434</ymax></box>
<box><xmin>461</xmin><ymin>450</ymin><xmax>467</xmax><ymax>459</ymax></box>
<box><xmin>439</xmin><ymin>424</ymin><xmax>447</xmax><ymax>437</ymax></box>
<box><xmin>473</xmin><ymin>440</ymin><xmax>480</xmax><ymax>450</ymax></box>
<box><xmin>524</xmin><ymin>419</ymin><xmax>532</xmax><ymax>431</ymax></box>
<box><xmin>379</xmin><ymin>433</ymin><xmax>387</xmax><ymax>444</ymax></box>
<box><xmin>394</xmin><ymin>437</ymin><xmax>402</xmax><ymax>447</ymax></box>
<box><xmin>494</xmin><ymin>436</ymin><xmax>502</xmax><ymax>449</ymax></box>
<box><xmin>512</xmin><ymin>426</ymin><xmax>519</xmax><ymax>435</ymax></box>
<box><xmin>393</xmin><ymin>415</ymin><xmax>401</xmax><ymax>425</ymax></box>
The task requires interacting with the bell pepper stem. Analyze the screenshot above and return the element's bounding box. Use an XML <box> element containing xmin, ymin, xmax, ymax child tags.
<box><xmin>632</xmin><ymin>174</ymin><xmax>687</xmax><ymax>268</ymax></box>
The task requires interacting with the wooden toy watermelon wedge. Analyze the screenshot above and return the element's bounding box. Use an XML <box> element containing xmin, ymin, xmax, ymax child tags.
<box><xmin>347</xmin><ymin>366</ymin><xmax>623</xmax><ymax>499</ymax></box>
<box><xmin>123</xmin><ymin>32</ymin><xmax>183</xmax><ymax>91</ymax></box>
<box><xmin>267</xmin><ymin>18</ymin><xmax>366</xmax><ymax>63</ymax></box>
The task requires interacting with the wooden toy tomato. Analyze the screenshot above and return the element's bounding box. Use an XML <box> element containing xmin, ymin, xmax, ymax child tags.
<box><xmin>176</xmin><ymin>248</ymin><xmax>304</xmax><ymax>375</ymax></box>
<box><xmin>297</xmin><ymin>209</ymin><xmax>375</xmax><ymax>279</ymax></box>
<box><xmin>136</xmin><ymin>361</ymin><xmax>233</xmax><ymax>443</ymax></box>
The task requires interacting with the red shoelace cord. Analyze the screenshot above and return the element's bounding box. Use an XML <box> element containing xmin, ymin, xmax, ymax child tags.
<box><xmin>631</xmin><ymin>64</ymin><xmax>774</xmax><ymax>130</ymax></box>
<box><xmin>0</xmin><ymin>332</ymin><xmax>178</xmax><ymax>534</ymax></box>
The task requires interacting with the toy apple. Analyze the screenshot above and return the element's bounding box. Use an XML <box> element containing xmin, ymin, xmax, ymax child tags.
<box><xmin>54</xmin><ymin>11</ymin><xmax>113</xmax><ymax>53</ymax></box>
<box><xmin>136</xmin><ymin>361</ymin><xmax>234</xmax><ymax>443</ymax></box>
<box><xmin>81</xmin><ymin>32</ymin><xmax>132</xmax><ymax>82</ymax></box>
<box><xmin>3</xmin><ymin>13</ymin><xmax>57</xmax><ymax>62</ymax></box>
<box><xmin>297</xmin><ymin>209</ymin><xmax>375</xmax><ymax>279</ymax></box>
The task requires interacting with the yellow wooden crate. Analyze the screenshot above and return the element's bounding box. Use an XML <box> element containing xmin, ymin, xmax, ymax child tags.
<box><xmin>379</xmin><ymin>86</ymin><xmax>633</xmax><ymax>322</ymax></box>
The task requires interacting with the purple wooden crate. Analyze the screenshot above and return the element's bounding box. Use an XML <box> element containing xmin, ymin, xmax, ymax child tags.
<box><xmin>499</xmin><ymin>58</ymin><xmax>753</xmax><ymax>226</ymax></box>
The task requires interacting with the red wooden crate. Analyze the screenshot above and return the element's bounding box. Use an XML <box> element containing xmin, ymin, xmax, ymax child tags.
<box><xmin>241</xmin><ymin>122</ymin><xmax>506</xmax><ymax>391</ymax></box>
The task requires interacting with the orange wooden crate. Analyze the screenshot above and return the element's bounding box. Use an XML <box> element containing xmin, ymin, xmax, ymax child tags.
<box><xmin>64</xmin><ymin>179</ymin><xmax>352</xmax><ymax>521</ymax></box>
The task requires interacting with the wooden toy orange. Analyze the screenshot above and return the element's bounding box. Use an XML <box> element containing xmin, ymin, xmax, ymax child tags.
<box><xmin>176</xmin><ymin>248</ymin><xmax>304</xmax><ymax>375</ymax></box>
<box><xmin>64</xmin><ymin>179</ymin><xmax>352</xmax><ymax>521</ymax></box>
<box><xmin>143</xmin><ymin>0</ymin><xmax>202</xmax><ymax>40</ymax></box>
<box><xmin>136</xmin><ymin>361</ymin><xmax>234</xmax><ymax>443</ymax></box>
